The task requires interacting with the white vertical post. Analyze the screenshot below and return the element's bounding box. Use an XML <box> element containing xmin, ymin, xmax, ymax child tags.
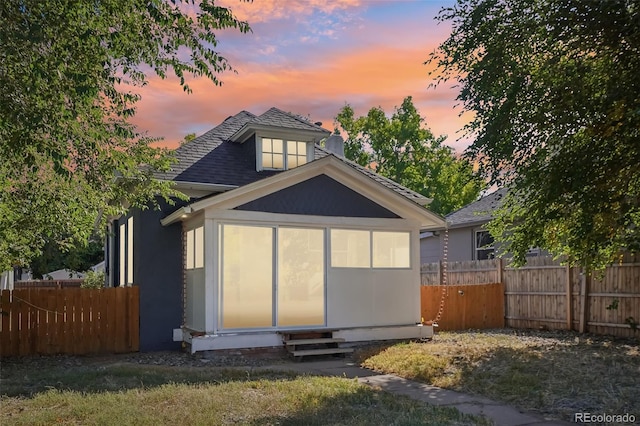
<box><xmin>204</xmin><ymin>218</ymin><xmax>216</xmax><ymax>334</ymax></box>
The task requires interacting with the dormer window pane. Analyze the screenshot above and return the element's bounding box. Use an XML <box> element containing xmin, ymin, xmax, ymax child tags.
<box><xmin>272</xmin><ymin>139</ymin><xmax>283</xmax><ymax>153</ymax></box>
<box><xmin>272</xmin><ymin>153</ymin><xmax>284</xmax><ymax>169</ymax></box>
<box><xmin>261</xmin><ymin>137</ymin><xmax>307</xmax><ymax>170</ymax></box>
<box><xmin>287</xmin><ymin>140</ymin><xmax>307</xmax><ymax>168</ymax></box>
<box><xmin>262</xmin><ymin>137</ymin><xmax>283</xmax><ymax>169</ymax></box>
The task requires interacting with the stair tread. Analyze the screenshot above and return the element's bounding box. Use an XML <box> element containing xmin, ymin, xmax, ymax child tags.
<box><xmin>284</xmin><ymin>338</ymin><xmax>345</xmax><ymax>345</ymax></box>
<box><xmin>291</xmin><ymin>347</ymin><xmax>354</xmax><ymax>357</ymax></box>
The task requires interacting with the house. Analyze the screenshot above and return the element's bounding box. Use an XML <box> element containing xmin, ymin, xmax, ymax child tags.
<box><xmin>420</xmin><ymin>189</ymin><xmax>507</xmax><ymax>263</ymax></box>
<box><xmin>106</xmin><ymin>108</ymin><xmax>445</xmax><ymax>352</ymax></box>
<box><xmin>421</xmin><ymin>188</ymin><xmax>545</xmax><ymax>263</ymax></box>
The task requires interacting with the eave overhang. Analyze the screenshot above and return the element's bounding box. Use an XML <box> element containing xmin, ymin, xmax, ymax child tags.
<box><xmin>161</xmin><ymin>155</ymin><xmax>445</xmax><ymax>230</ymax></box>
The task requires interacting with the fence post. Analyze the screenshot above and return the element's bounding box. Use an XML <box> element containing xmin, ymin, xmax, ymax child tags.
<box><xmin>578</xmin><ymin>271</ymin><xmax>590</xmax><ymax>333</ymax></box>
<box><xmin>438</xmin><ymin>260</ymin><xmax>444</xmax><ymax>285</ymax></box>
<box><xmin>498</xmin><ymin>258</ymin><xmax>507</xmax><ymax>327</ymax></box>
<box><xmin>566</xmin><ymin>265</ymin><xmax>573</xmax><ymax>330</ymax></box>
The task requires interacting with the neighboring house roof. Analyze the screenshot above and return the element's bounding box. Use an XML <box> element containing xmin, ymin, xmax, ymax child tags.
<box><xmin>446</xmin><ymin>188</ymin><xmax>507</xmax><ymax>229</ymax></box>
<box><xmin>158</xmin><ymin>107</ymin><xmax>431</xmax><ymax>206</ymax></box>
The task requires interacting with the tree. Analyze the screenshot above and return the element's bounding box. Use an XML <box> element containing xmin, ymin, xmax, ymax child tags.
<box><xmin>29</xmin><ymin>237</ymin><xmax>104</xmax><ymax>279</ymax></box>
<box><xmin>334</xmin><ymin>97</ymin><xmax>483</xmax><ymax>215</ymax></box>
<box><xmin>428</xmin><ymin>0</ymin><xmax>640</xmax><ymax>270</ymax></box>
<box><xmin>180</xmin><ymin>133</ymin><xmax>198</xmax><ymax>146</ymax></box>
<box><xmin>0</xmin><ymin>1</ymin><xmax>250</xmax><ymax>271</ymax></box>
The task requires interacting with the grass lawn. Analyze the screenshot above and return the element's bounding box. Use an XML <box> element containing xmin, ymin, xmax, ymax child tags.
<box><xmin>357</xmin><ymin>329</ymin><xmax>640</xmax><ymax>421</ymax></box>
<box><xmin>0</xmin><ymin>360</ymin><xmax>489</xmax><ymax>425</ymax></box>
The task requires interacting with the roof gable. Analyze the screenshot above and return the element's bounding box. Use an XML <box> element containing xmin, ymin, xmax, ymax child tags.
<box><xmin>235</xmin><ymin>174</ymin><xmax>400</xmax><ymax>218</ymax></box>
<box><xmin>162</xmin><ymin>155</ymin><xmax>445</xmax><ymax>229</ymax></box>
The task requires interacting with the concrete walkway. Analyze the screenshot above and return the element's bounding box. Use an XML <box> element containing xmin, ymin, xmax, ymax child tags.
<box><xmin>254</xmin><ymin>358</ymin><xmax>572</xmax><ymax>426</ymax></box>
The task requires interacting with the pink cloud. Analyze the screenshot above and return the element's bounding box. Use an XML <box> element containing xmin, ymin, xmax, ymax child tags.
<box><xmin>217</xmin><ymin>0</ymin><xmax>364</xmax><ymax>24</ymax></box>
<box><xmin>128</xmin><ymin>2</ymin><xmax>470</xmax><ymax>153</ymax></box>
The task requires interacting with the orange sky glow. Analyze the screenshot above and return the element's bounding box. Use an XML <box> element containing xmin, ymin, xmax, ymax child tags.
<box><xmin>130</xmin><ymin>0</ymin><xmax>472</xmax><ymax>153</ymax></box>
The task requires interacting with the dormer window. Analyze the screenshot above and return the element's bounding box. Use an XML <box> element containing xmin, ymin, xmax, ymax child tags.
<box><xmin>259</xmin><ymin>137</ymin><xmax>310</xmax><ymax>170</ymax></box>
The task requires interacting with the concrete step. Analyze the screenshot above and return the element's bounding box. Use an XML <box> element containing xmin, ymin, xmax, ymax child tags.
<box><xmin>290</xmin><ymin>347</ymin><xmax>354</xmax><ymax>357</ymax></box>
<box><xmin>284</xmin><ymin>338</ymin><xmax>345</xmax><ymax>346</ymax></box>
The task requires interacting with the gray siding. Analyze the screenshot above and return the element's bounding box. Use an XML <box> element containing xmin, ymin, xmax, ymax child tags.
<box><xmin>446</xmin><ymin>227</ymin><xmax>475</xmax><ymax>262</ymax></box>
<box><xmin>420</xmin><ymin>236</ymin><xmax>441</xmax><ymax>264</ymax></box>
<box><xmin>133</xmin><ymin>200</ymin><xmax>183</xmax><ymax>352</ymax></box>
<box><xmin>235</xmin><ymin>174</ymin><xmax>400</xmax><ymax>218</ymax></box>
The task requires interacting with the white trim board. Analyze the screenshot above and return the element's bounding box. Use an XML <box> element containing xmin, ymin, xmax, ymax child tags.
<box><xmin>163</xmin><ymin>155</ymin><xmax>445</xmax><ymax>229</ymax></box>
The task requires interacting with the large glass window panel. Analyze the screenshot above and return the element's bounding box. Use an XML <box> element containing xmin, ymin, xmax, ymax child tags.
<box><xmin>185</xmin><ymin>229</ymin><xmax>194</xmax><ymax>270</ymax></box>
<box><xmin>372</xmin><ymin>231</ymin><xmax>410</xmax><ymax>268</ymax></box>
<box><xmin>278</xmin><ymin>228</ymin><xmax>325</xmax><ymax>327</ymax></box>
<box><xmin>127</xmin><ymin>217</ymin><xmax>134</xmax><ymax>284</ymax></box>
<box><xmin>194</xmin><ymin>226</ymin><xmax>204</xmax><ymax>268</ymax></box>
<box><xmin>119</xmin><ymin>224</ymin><xmax>125</xmax><ymax>286</ymax></box>
<box><xmin>221</xmin><ymin>225</ymin><xmax>273</xmax><ymax>328</ymax></box>
<box><xmin>261</xmin><ymin>138</ymin><xmax>284</xmax><ymax>169</ymax></box>
<box><xmin>330</xmin><ymin>229</ymin><xmax>370</xmax><ymax>268</ymax></box>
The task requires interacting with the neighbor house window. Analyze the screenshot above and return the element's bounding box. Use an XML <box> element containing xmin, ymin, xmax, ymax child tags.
<box><xmin>119</xmin><ymin>217</ymin><xmax>134</xmax><ymax>286</ymax></box>
<box><xmin>475</xmin><ymin>230</ymin><xmax>495</xmax><ymax>260</ymax></box>
<box><xmin>185</xmin><ymin>226</ymin><xmax>204</xmax><ymax>270</ymax></box>
<box><xmin>330</xmin><ymin>229</ymin><xmax>411</xmax><ymax>269</ymax></box>
<box><xmin>261</xmin><ymin>137</ymin><xmax>308</xmax><ymax>170</ymax></box>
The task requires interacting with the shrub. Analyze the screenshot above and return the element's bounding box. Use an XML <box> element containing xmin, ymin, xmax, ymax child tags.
<box><xmin>81</xmin><ymin>270</ymin><xmax>105</xmax><ymax>289</ymax></box>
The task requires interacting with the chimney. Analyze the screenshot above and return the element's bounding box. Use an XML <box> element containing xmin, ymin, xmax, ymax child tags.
<box><xmin>325</xmin><ymin>134</ymin><xmax>345</xmax><ymax>157</ymax></box>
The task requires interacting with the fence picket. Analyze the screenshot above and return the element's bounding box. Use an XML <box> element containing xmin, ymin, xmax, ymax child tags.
<box><xmin>0</xmin><ymin>288</ymin><xmax>139</xmax><ymax>357</ymax></box>
<box><xmin>421</xmin><ymin>256</ymin><xmax>640</xmax><ymax>337</ymax></box>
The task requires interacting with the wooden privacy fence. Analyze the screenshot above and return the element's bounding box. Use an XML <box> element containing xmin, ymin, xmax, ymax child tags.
<box><xmin>421</xmin><ymin>283</ymin><xmax>504</xmax><ymax>330</ymax></box>
<box><xmin>421</xmin><ymin>255</ymin><xmax>640</xmax><ymax>338</ymax></box>
<box><xmin>0</xmin><ymin>287</ymin><xmax>139</xmax><ymax>357</ymax></box>
<box><xmin>14</xmin><ymin>279</ymin><xmax>83</xmax><ymax>289</ymax></box>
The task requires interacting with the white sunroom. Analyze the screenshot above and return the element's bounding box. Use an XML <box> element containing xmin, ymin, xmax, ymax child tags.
<box><xmin>162</xmin><ymin>156</ymin><xmax>445</xmax><ymax>352</ymax></box>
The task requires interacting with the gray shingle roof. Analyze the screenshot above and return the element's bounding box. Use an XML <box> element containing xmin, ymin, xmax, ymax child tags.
<box><xmin>249</xmin><ymin>107</ymin><xmax>329</xmax><ymax>133</ymax></box>
<box><xmin>446</xmin><ymin>188</ymin><xmax>507</xmax><ymax>227</ymax></box>
<box><xmin>313</xmin><ymin>146</ymin><xmax>429</xmax><ymax>205</ymax></box>
<box><xmin>157</xmin><ymin>107</ymin><xmax>431</xmax><ymax>206</ymax></box>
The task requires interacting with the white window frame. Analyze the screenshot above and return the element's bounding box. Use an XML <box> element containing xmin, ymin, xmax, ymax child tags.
<box><xmin>119</xmin><ymin>217</ymin><xmax>134</xmax><ymax>286</ymax></box>
<box><xmin>329</xmin><ymin>228</ymin><xmax>411</xmax><ymax>270</ymax></box>
<box><xmin>185</xmin><ymin>226</ymin><xmax>204</xmax><ymax>270</ymax></box>
<box><xmin>474</xmin><ymin>229</ymin><xmax>495</xmax><ymax>260</ymax></box>
<box><xmin>257</xmin><ymin>136</ymin><xmax>312</xmax><ymax>171</ymax></box>
<box><xmin>218</xmin><ymin>222</ymin><xmax>327</xmax><ymax>330</ymax></box>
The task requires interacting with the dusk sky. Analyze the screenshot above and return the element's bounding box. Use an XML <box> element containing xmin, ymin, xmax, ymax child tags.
<box><xmin>131</xmin><ymin>0</ymin><xmax>472</xmax><ymax>152</ymax></box>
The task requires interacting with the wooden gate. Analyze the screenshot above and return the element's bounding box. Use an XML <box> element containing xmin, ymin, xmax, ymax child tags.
<box><xmin>0</xmin><ymin>287</ymin><xmax>139</xmax><ymax>357</ymax></box>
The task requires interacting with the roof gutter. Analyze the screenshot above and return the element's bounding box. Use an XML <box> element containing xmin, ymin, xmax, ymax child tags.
<box><xmin>160</xmin><ymin>205</ymin><xmax>193</xmax><ymax>227</ymax></box>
